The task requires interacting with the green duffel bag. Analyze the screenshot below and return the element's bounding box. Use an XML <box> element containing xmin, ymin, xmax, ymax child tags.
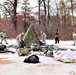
<box><xmin>18</xmin><ymin>47</ymin><xmax>29</xmax><ymax>56</ymax></box>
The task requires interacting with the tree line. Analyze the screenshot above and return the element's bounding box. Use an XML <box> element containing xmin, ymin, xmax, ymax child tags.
<box><xmin>0</xmin><ymin>0</ymin><xmax>76</xmax><ymax>40</ymax></box>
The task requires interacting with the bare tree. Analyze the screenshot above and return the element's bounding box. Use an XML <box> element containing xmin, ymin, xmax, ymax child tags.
<box><xmin>22</xmin><ymin>0</ymin><xmax>30</xmax><ymax>31</ymax></box>
<box><xmin>47</xmin><ymin>0</ymin><xmax>50</xmax><ymax>26</ymax></box>
<box><xmin>38</xmin><ymin>0</ymin><xmax>42</xmax><ymax>25</ymax></box>
<box><xmin>0</xmin><ymin>0</ymin><xmax>18</xmax><ymax>30</ymax></box>
<box><xmin>55</xmin><ymin>0</ymin><xmax>60</xmax><ymax>29</ymax></box>
<box><xmin>70</xmin><ymin>0</ymin><xmax>75</xmax><ymax>28</ymax></box>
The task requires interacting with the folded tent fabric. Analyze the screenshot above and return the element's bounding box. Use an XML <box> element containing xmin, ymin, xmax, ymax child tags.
<box><xmin>53</xmin><ymin>50</ymin><xmax>66</xmax><ymax>60</ymax></box>
<box><xmin>60</xmin><ymin>49</ymin><xmax>76</xmax><ymax>63</ymax></box>
<box><xmin>61</xmin><ymin>49</ymin><xmax>76</xmax><ymax>59</ymax></box>
<box><xmin>53</xmin><ymin>49</ymin><xmax>76</xmax><ymax>62</ymax></box>
<box><xmin>60</xmin><ymin>59</ymin><xmax>76</xmax><ymax>63</ymax></box>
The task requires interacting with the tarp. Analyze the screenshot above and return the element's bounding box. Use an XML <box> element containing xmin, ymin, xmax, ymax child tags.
<box><xmin>61</xmin><ymin>49</ymin><xmax>76</xmax><ymax>59</ymax></box>
<box><xmin>60</xmin><ymin>49</ymin><xmax>76</xmax><ymax>63</ymax></box>
<box><xmin>53</xmin><ymin>50</ymin><xmax>65</xmax><ymax>60</ymax></box>
<box><xmin>53</xmin><ymin>49</ymin><xmax>76</xmax><ymax>63</ymax></box>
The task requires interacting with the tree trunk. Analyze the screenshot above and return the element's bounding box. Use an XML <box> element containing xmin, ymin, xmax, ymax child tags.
<box><xmin>13</xmin><ymin>0</ymin><xmax>17</xmax><ymax>30</ymax></box>
<box><xmin>47</xmin><ymin>0</ymin><xmax>50</xmax><ymax>26</ymax></box>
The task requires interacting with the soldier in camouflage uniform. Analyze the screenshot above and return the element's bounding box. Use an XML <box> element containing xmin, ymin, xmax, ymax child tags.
<box><xmin>40</xmin><ymin>31</ymin><xmax>47</xmax><ymax>45</ymax></box>
<box><xmin>0</xmin><ymin>30</ymin><xmax>8</xmax><ymax>44</ymax></box>
<box><xmin>55</xmin><ymin>29</ymin><xmax>59</xmax><ymax>44</ymax></box>
<box><xmin>16</xmin><ymin>32</ymin><xmax>25</xmax><ymax>48</ymax></box>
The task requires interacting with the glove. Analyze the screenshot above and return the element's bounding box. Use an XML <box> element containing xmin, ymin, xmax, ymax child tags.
<box><xmin>4</xmin><ymin>37</ymin><xmax>6</xmax><ymax>38</ymax></box>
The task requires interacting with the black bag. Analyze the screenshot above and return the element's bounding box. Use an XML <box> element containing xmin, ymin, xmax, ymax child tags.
<box><xmin>0</xmin><ymin>45</ymin><xmax>6</xmax><ymax>53</ymax></box>
<box><xmin>0</xmin><ymin>45</ymin><xmax>6</xmax><ymax>50</ymax></box>
<box><xmin>23</xmin><ymin>55</ymin><xmax>40</xmax><ymax>63</ymax></box>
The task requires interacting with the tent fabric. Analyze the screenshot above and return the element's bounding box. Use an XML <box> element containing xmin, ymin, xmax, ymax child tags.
<box><xmin>60</xmin><ymin>49</ymin><xmax>76</xmax><ymax>63</ymax></box>
<box><xmin>53</xmin><ymin>49</ymin><xmax>76</xmax><ymax>63</ymax></box>
<box><xmin>61</xmin><ymin>49</ymin><xmax>76</xmax><ymax>59</ymax></box>
<box><xmin>23</xmin><ymin>25</ymin><xmax>40</xmax><ymax>47</ymax></box>
<box><xmin>60</xmin><ymin>59</ymin><xmax>76</xmax><ymax>63</ymax></box>
<box><xmin>53</xmin><ymin>50</ymin><xmax>66</xmax><ymax>60</ymax></box>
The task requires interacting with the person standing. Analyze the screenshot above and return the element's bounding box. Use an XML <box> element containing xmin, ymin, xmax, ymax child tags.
<box><xmin>16</xmin><ymin>32</ymin><xmax>25</xmax><ymax>48</ymax></box>
<box><xmin>55</xmin><ymin>29</ymin><xmax>59</xmax><ymax>44</ymax></box>
<box><xmin>40</xmin><ymin>31</ymin><xmax>47</xmax><ymax>45</ymax></box>
<box><xmin>0</xmin><ymin>30</ymin><xmax>8</xmax><ymax>44</ymax></box>
<box><xmin>72</xmin><ymin>29</ymin><xmax>76</xmax><ymax>45</ymax></box>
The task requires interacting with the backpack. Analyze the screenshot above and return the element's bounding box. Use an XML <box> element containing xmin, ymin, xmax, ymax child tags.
<box><xmin>18</xmin><ymin>47</ymin><xmax>29</xmax><ymax>56</ymax></box>
<box><xmin>23</xmin><ymin>55</ymin><xmax>40</xmax><ymax>63</ymax></box>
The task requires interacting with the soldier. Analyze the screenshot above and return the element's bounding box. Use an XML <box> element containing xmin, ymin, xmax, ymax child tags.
<box><xmin>40</xmin><ymin>31</ymin><xmax>47</xmax><ymax>45</ymax></box>
<box><xmin>72</xmin><ymin>29</ymin><xmax>76</xmax><ymax>45</ymax></box>
<box><xmin>55</xmin><ymin>29</ymin><xmax>59</xmax><ymax>44</ymax></box>
<box><xmin>0</xmin><ymin>30</ymin><xmax>8</xmax><ymax>44</ymax></box>
<box><xmin>16</xmin><ymin>32</ymin><xmax>25</xmax><ymax>48</ymax></box>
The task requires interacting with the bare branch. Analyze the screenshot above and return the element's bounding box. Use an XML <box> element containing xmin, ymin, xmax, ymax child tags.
<box><xmin>0</xmin><ymin>4</ymin><xmax>12</xmax><ymax>18</ymax></box>
<box><xmin>7</xmin><ymin>0</ymin><xmax>14</xmax><ymax>5</ymax></box>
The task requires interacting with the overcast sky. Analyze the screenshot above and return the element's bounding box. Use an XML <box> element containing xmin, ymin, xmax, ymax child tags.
<box><xmin>0</xmin><ymin>0</ymin><xmax>76</xmax><ymax>16</ymax></box>
<box><xmin>0</xmin><ymin>0</ymin><xmax>38</xmax><ymax>7</ymax></box>
<box><xmin>0</xmin><ymin>0</ymin><xmax>38</xmax><ymax>14</ymax></box>
<box><xmin>28</xmin><ymin>0</ymin><xmax>38</xmax><ymax>12</ymax></box>
<box><xmin>29</xmin><ymin>0</ymin><xmax>38</xmax><ymax>7</ymax></box>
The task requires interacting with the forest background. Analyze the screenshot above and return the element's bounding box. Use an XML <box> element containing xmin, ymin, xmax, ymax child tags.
<box><xmin>0</xmin><ymin>0</ymin><xmax>76</xmax><ymax>40</ymax></box>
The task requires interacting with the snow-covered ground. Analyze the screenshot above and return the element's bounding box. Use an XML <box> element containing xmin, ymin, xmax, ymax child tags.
<box><xmin>0</xmin><ymin>39</ymin><xmax>76</xmax><ymax>75</ymax></box>
<box><xmin>46</xmin><ymin>39</ymin><xmax>76</xmax><ymax>49</ymax></box>
<box><xmin>0</xmin><ymin>39</ymin><xmax>75</xmax><ymax>49</ymax></box>
<box><xmin>0</xmin><ymin>39</ymin><xmax>17</xmax><ymax>46</ymax></box>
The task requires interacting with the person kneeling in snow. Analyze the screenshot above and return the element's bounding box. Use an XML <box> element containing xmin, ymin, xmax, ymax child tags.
<box><xmin>16</xmin><ymin>32</ymin><xmax>25</xmax><ymax>48</ymax></box>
